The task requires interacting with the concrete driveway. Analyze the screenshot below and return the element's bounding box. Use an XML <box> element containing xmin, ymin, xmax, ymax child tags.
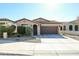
<box><xmin>0</xmin><ymin>34</ymin><xmax>79</xmax><ymax>56</ymax></box>
<box><xmin>34</xmin><ymin>34</ymin><xmax>64</xmax><ymax>38</ymax></box>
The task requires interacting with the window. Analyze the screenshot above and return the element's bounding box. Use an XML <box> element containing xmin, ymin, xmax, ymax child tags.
<box><xmin>21</xmin><ymin>24</ymin><xmax>28</xmax><ymax>27</ymax></box>
<box><xmin>75</xmin><ymin>25</ymin><xmax>78</xmax><ymax>31</ymax></box>
<box><xmin>21</xmin><ymin>24</ymin><xmax>31</xmax><ymax>27</ymax></box>
<box><xmin>69</xmin><ymin>25</ymin><xmax>73</xmax><ymax>31</ymax></box>
<box><xmin>0</xmin><ymin>22</ymin><xmax>5</xmax><ymax>25</ymax></box>
<box><xmin>63</xmin><ymin>26</ymin><xmax>66</xmax><ymax>30</ymax></box>
<box><xmin>60</xmin><ymin>26</ymin><xmax>62</xmax><ymax>30</ymax></box>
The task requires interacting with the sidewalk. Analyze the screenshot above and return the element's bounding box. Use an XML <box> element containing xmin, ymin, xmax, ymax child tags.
<box><xmin>64</xmin><ymin>34</ymin><xmax>79</xmax><ymax>41</ymax></box>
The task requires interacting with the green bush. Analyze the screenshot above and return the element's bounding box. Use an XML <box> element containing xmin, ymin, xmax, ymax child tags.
<box><xmin>17</xmin><ymin>26</ymin><xmax>26</xmax><ymax>35</ymax></box>
<box><xmin>25</xmin><ymin>27</ymin><xmax>32</xmax><ymax>36</ymax></box>
<box><xmin>17</xmin><ymin>26</ymin><xmax>32</xmax><ymax>36</ymax></box>
<box><xmin>0</xmin><ymin>25</ymin><xmax>16</xmax><ymax>37</ymax></box>
<box><xmin>0</xmin><ymin>26</ymin><xmax>7</xmax><ymax>33</ymax></box>
<box><xmin>6</xmin><ymin>25</ymin><xmax>16</xmax><ymax>36</ymax></box>
<box><xmin>0</xmin><ymin>26</ymin><xmax>7</xmax><ymax>37</ymax></box>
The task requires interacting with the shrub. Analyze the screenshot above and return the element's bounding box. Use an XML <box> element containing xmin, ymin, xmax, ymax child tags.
<box><xmin>0</xmin><ymin>26</ymin><xmax>8</xmax><ymax>33</ymax></box>
<box><xmin>17</xmin><ymin>26</ymin><xmax>32</xmax><ymax>36</ymax></box>
<box><xmin>6</xmin><ymin>25</ymin><xmax>16</xmax><ymax>36</ymax></box>
<box><xmin>0</xmin><ymin>26</ymin><xmax>7</xmax><ymax>37</ymax></box>
<box><xmin>17</xmin><ymin>26</ymin><xmax>26</xmax><ymax>35</ymax></box>
<box><xmin>0</xmin><ymin>25</ymin><xmax>16</xmax><ymax>37</ymax></box>
<box><xmin>25</xmin><ymin>27</ymin><xmax>32</xmax><ymax>36</ymax></box>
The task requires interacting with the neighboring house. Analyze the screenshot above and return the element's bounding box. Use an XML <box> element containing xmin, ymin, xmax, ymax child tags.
<box><xmin>59</xmin><ymin>17</ymin><xmax>79</xmax><ymax>35</ymax></box>
<box><xmin>0</xmin><ymin>18</ymin><xmax>14</xmax><ymax>26</ymax></box>
<box><xmin>0</xmin><ymin>18</ymin><xmax>17</xmax><ymax>33</ymax></box>
<box><xmin>15</xmin><ymin>18</ymin><xmax>61</xmax><ymax>36</ymax></box>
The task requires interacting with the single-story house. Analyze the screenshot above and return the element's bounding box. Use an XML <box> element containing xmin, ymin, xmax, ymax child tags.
<box><xmin>15</xmin><ymin>18</ymin><xmax>61</xmax><ymax>36</ymax></box>
<box><xmin>0</xmin><ymin>17</ymin><xmax>79</xmax><ymax>36</ymax></box>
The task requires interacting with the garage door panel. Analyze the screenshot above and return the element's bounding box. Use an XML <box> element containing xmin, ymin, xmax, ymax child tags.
<box><xmin>40</xmin><ymin>26</ymin><xmax>58</xmax><ymax>34</ymax></box>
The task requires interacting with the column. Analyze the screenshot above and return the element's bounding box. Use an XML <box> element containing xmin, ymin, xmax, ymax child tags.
<box><xmin>73</xmin><ymin>25</ymin><xmax>75</xmax><ymax>31</ymax></box>
<box><xmin>14</xmin><ymin>24</ymin><xmax>17</xmax><ymax>33</ymax></box>
<box><xmin>31</xmin><ymin>24</ymin><xmax>33</xmax><ymax>36</ymax></box>
<box><xmin>37</xmin><ymin>24</ymin><xmax>40</xmax><ymax>35</ymax></box>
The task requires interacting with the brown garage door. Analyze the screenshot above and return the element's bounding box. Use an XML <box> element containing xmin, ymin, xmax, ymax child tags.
<box><xmin>40</xmin><ymin>26</ymin><xmax>58</xmax><ymax>34</ymax></box>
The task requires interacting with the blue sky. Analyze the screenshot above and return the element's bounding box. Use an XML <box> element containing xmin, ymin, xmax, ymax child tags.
<box><xmin>0</xmin><ymin>3</ymin><xmax>79</xmax><ymax>22</ymax></box>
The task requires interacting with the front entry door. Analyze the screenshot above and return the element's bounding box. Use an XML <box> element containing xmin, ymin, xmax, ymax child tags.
<box><xmin>33</xmin><ymin>25</ymin><xmax>37</xmax><ymax>35</ymax></box>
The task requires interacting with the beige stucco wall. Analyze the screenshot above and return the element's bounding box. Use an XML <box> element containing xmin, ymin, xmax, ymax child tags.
<box><xmin>16</xmin><ymin>20</ymin><xmax>37</xmax><ymax>26</ymax></box>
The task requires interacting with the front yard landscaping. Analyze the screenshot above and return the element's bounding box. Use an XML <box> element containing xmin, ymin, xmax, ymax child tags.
<box><xmin>63</xmin><ymin>34</ymin><xmax>79</xmax><ymax>41</ymax></box>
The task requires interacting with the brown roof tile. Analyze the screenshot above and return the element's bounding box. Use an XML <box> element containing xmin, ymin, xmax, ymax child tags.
<box><xmin>15</xmin><ymin>18</ymin><xmax>33</xmax><ymax>23</ymax></box>
<box><xmin>0</xmin><ymin>18</ymin><xmax>14</xmax><ymax>22</ymax></box>
<box><xmin>69</xmin><ymin>17</ymin><xmax>79</xmax><ymax>24</ymax></box>
<box><xmin>33</xmin><ymin>17</ymin><xmax>61</xmax><ymax>24</ymax></box>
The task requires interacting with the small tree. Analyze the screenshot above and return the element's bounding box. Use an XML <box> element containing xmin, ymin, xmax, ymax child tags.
<box><xmin>0</xmin><ymin>26</ymin><xmax>7</xmax><ymax>33</ymax></box>
<box><xmin>25</xmin><ymin>27</ymin><xmax>32</xmax><ymax>36</ymax></box>
<box><xmin>0</xmin><ymin>25</ymin><xmax>16</xmax><ymax>37</ymax></box>
<box><xmin>6</xmin><ymin>25</ymin><xmax>16</xmax><ymax>36</ymax></box>
<box><xmin>0</xmin><ymin>26</ymin><xmax>8</xmax><ymax>37</ymax></box>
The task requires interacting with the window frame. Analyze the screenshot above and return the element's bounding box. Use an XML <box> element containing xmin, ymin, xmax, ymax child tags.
<box><xmin>60</xmin><ymin>26</ymin><xmax>62</xmax><ymax>30</ymax></box>
<box><xmin>69</xmin><ymin>25</ymin><xmax>73</xmax><ymax>31</ymax></box>
<box><xmin>75</xmin><ymin>25</ymin><xmax>78</xmax><ymax>31</ymax></box>
<box><xmin>63</xmin><ymin>25</ymin><xmax>66</xmax><ymax>30</ymax></box>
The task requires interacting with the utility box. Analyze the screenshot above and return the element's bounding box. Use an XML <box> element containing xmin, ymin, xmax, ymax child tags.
<box><xmin>3</xmin><ymin>32</ymin><xmax>7</xmax><ymax>39</ymax></box>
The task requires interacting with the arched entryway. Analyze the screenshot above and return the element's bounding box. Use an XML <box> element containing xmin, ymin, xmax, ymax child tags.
<box><xmin>33</xmin><ymin>24</ymin><xmax>37</xmax><ymax>35</ymax></box>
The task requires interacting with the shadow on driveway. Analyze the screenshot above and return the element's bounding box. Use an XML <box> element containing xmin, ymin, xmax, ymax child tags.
<box><xmin>34</xmin><ymin>34</ymin><xmax>65</xmax><ymax>38</ymax></box>
<box><xmin>0</xmin><ymin>52</ymin><xmax>31</xmax><ymax>56</ymax></box>
<box><xmin>0</xmin><ymin>37</ymin><xmax>41</xmax><ymax>44</ymax></box>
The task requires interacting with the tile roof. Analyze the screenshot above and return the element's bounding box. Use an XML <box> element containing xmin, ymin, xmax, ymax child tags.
<box><xmin>0</xmin><ymin>18</ymin><xmax>14</xmax><ymax>22</ymax></box>
<box><xmin>15</xmin><ymin>18</ymin><xmax>39</xmax><ymax>24</ymax></box>
<box><xmin>69</xmin><ymin>17</ymin><xmax>79</xmax><ymax>24</ymax></box>
<box><xmin>15</xmin><ymin>18</ymin><xmax>32</xmax><ymax>23</ymax></box>
<box><xmin>33</xmin><ymin>17</ymin><xmax>61</xmax><ymax>24</ymax></box>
